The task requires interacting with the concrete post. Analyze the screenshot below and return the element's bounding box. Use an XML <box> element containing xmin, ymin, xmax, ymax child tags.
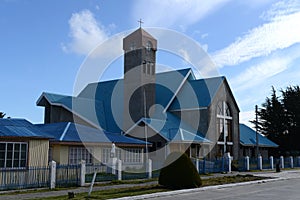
<box><xmin>270</xmin><ymin>156</ymin><xmax>274</xmax><ymax>170</ymax></box>
<box><xmin>112</xmin><ymin>157</ymin><xmax>117</xmax><ymax>175</ymax></box>
<box><xmin>258</xmin><ymin>156</ymin><xmax>263</xmax><ymax>170</ymax></box>
<box><xmin>225</xmin><ymin>153</ymin><xmax>231</xmax><ymax>173</ymax></box>
<box><xmin>245</xmin><ymin>156</ymin><xmax>250</xmax><ymax>171</ymax></box>
<box><xmin>49</xmin><ymin>160</ymin><xmax>56</xmax><ymax>189</ymax></box>
<box><xmin>80</xmin><ymin>160</ymin><xmax>86</xmax><ymax>187</ymax></box>
<box><xmin>148</xmin><ymin>159</ymin><xmax>152</xmax><ymax>179</ymax></box>
<box><xmin>117</xmin><ymin>159</ymin><xmax>122</xmax><ymax>181</ymax></box>
<box><xmin>290</xmin><ymin>156</ymin><xmax>294</xmax><ymax>168</ymax></box>
<box><xmin>196</xmin><ymin>159</ymin><xmax>199</xmax><ymax>173</ymax></box>
<box><xmin>280</xmin><ymin>156</ymin><xmax>284</xmax><ymax>169</ymax></box>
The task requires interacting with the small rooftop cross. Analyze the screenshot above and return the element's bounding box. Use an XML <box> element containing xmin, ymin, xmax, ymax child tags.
<box><xmin>138</xmin><ymin>19</ymin><xmax>144</xmax><ymax>28</ymax></box>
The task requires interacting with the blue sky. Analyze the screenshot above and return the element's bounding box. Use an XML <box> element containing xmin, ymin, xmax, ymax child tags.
<box><xmin>1</xmin><ymin>0</ymin><xmax>300</xmax><ymax>127</ymax></box>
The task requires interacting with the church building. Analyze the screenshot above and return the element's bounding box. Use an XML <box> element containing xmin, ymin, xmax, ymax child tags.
<box><xmin>36</xmin><ymin>28</ymin><xmax>240</xmax><ymax>166</ymax></box>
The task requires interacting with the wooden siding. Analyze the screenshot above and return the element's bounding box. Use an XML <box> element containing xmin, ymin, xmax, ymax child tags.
<box><xmin>28</xmin><ymin>140</ymin><xmax>49</xmax><ymax>167</ymax></box>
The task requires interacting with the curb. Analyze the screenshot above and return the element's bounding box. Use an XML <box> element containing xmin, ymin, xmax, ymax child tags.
<box><xmin>111</xmin><ymin>177</ymin><xmax>285</xmax><ymax>200</ymax></box>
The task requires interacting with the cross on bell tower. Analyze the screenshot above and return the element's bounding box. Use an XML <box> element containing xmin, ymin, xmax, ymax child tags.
<box><xmin>138</xmin><ymin>19</ymin><xmax>144</xmax><ymax>28</ymax></box>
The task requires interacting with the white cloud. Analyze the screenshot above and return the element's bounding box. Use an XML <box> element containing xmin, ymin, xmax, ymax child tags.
<box><xmin>132</xmin><ymin>0</ymin><xmax>231</xmax><ymax>28</ymax></box>
<box><xmin>231</xmin><ymin>43</ymin><xmax>300</xmax><ymax>93</ymax></box>
<box><xmin>213</xmin><ymin>0</ymin><xmax>300</xmax><ymax>68</ymax></box>
<box><xmin>232</xmin><ymin>57</ymin><xmax>289</xmax><ymax>92</ymax></box>
<box><xmin>62</xmin><ymin>9</ymin><xmax>109</xmax><ymax>55</ymax></box>
<box><xmin>240</xmin><ymin>110</ymin><xmax>255</xmax><ymax>128</ymax></box>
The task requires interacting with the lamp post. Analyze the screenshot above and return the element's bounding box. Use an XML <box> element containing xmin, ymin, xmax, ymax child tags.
<box><xmin>143</xmin><ymin>87</ymin><xmax>148</xmax><ymax>171</ymax></box>
<box><xmin>255</xmin><ymin>105</ymin><xmax>259</xmax><ymax>158</ymax></box>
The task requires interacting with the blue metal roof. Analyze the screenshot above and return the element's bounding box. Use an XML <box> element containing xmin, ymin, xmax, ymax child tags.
<box><xmin>36</xmin><ymin>68</ymin><xmax>225</xmax><ymax>137</ymax></box>
<box><xmin>36</xmin><ymin>68</ymin><xmax>193</xmax><ymax>133</ymax></box>
<box><xmin>169</xmin><ymin>76</ymin><xmax>225</xmax><ymax>110</ymax></box>
<box><xmin>36</xmin><ymin>122</ymin><xmax>149</xmax><ymax>145</ymax></box>
<box><xmin>141</xmin><ymin>112</ymin><xmax>211</xmax><ymax>144</ymax></box>
<box><xmin>0</xmin><ymin>119</ymin><xmax>51</xmax><ymax>139</ymax></box>
<box><xmin>240</xmin><ymin>124</ymin><xmax>278</xmax><ymax>148</ymax></box>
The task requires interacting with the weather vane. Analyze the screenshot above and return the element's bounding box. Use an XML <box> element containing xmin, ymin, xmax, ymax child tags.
<box><xmin>138</xmin><ymin>18</ymin><xmax>144</xmax><ymax>28</ymax></box>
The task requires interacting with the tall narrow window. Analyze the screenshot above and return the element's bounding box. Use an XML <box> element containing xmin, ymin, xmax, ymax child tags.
<box><xmin>146</xmin><ymin>41</ymin><xmax>152</xmax><ymax>51</ymax></box>
<box><xmin>147</xmin><ymin>63</ymin><xmax>150</xmax><ymax>74</ymax></box>
<box><xmin>151</xmin><ymin>64</ymin><xmax>155</xmax><ymax>75</ymax></box>
<box><xmin>130</xmin><ymin>42</ymin><xmax>136</xmax><ymax>50</ymax></box>
<box><xmin>216</xmin><ymin>101</ymin><xmax>233</xmax><ymax>157</ymax></box>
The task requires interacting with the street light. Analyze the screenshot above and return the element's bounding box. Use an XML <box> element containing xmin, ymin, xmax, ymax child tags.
<box><xmin>143</xmin><ymin>87</ymin><xmax>148</xmax><ymax>172</ymax></box>
<box><xmin>255</xmin><ymin>105</ymin><xmax>260</xmax><ymax>158</ymax></box>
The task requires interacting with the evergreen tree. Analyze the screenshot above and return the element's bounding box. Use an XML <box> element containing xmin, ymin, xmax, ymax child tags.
<box><xmin>254</xmin><ymin>86</ymin><xmax>300</xmax><ymax>155</ymax></box>
<box><xmin>281</xmin><ymin>86</ymin><xmax>300</xmax><ymax>152</ymax></box>
<box><xmin>0</xmin><ymin>112</ymin><xmax>5</xmax><ymax>118</ymax></box>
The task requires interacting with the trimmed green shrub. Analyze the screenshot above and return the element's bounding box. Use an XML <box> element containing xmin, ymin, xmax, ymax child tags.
<box><xmin>159</xmin><ymin>152</ymin><xmax>202</xmax><ymax>189</ymax></box>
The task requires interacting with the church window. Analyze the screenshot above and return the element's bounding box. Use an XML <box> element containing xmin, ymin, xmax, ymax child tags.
<box><xmin>151</xmin><ymin>64</ymin><xmax>155</xmax><ymax>75</ymax></box>
<box><xmin>143</xmin><ymin>63</ymin><xmax>146</xmax><ymax>74</ymax></box>
<box><xmin>216</xmin><ymin>101</ymin><xmax>233</xmax><ymax>157</ymax></box>
<box><xmin>130</xmin><ymin>42</ymin><xmax>136</xmax><ymax>50</ymax></box>
<box><xmin>146</xmin><ymin>41</ymin><xmax>152</xmax><ymax>51</ymax></box>
<box><xmin>147</xmin><ymin>63</ymin><xmax>151</xmax><ymax>74</ymax></box>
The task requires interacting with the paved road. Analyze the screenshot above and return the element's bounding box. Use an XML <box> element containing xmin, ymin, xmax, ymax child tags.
<box><xmin>144</xmin><ymin>176</ymin><xmax>300</xmax><ymax>200</ymax></box>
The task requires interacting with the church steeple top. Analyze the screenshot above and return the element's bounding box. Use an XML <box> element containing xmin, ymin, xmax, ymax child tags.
<box><xmin>123</xmin><ymin>28</ymin><xmax>157</xmax><ymax>52</ymax></box>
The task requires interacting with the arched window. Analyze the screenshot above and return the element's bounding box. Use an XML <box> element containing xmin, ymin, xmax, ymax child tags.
<box><xmin>216</xmin><ymin>101</ymin><xmax>233</xmax><ymax>157</ymax></box>
<box><xmin>146</xmin><ymin>41</ymin><xmax>152</xmax><ymax>51</ymax></box>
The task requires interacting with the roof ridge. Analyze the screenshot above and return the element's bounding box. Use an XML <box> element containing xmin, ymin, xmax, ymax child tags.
<box><xmin>59</xmin><ymin>122</ymin><xmax>71</xmax><ymax>141</ymax></box>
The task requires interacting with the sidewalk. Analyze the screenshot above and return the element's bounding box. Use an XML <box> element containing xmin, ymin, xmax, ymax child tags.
<box><xmin>1</xmin><ymin>169</ymin><xmax>299</xmax><ymax>200</ymax></box>
<box><xmin>0</xmin><ymin>181</ymin><xmax>158</xmax><ymax>200</ymax></box>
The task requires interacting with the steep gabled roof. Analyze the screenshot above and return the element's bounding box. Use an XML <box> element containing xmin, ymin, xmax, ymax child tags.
<box><xmin>35</xmin><ymin>122</ymin><xmax>150</xmax><ymax>145</ymax></box>
<box><xmin>169</xmin><ymin>76</ymin><xmax>225</xmax><ymax>110</ymax></box>
<box><xmin>239</xmin><ymin>124</ymin><xmax>278</xmax><ymax>148</ymax></box>
<box><xmin>0</xmin><ymin>119</ymin><xmax>51</xmax><ymax>139</ymax></box>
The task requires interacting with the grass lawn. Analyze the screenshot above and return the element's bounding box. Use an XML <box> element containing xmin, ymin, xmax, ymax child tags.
<box><xmin>33</xmin><ymin>174</ymin><xmax>268</xmax><ymax>200</ymax></box>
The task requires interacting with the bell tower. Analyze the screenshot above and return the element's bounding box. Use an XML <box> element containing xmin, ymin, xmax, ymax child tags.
<box><xmin>123</xmin><ymin>28</ymin><xmax>157</xmax><ymax>131</ymax></box>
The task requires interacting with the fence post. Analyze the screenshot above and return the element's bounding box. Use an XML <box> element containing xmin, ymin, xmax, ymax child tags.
<box><xmin>245</xmin><ymin>156</ymin><xmax>250</xmax><ymax>171</ymax></box>
<box><xmin>118</xmin><ymin>159</ymin><xmax>122</xmax><ymax>181</ymax></box>
<box><xmin>203</xmin><ymin>158</ymin><xmax>206</xmax><ymax>174</ymax></box>
<box><xmin>80</xmin><ymin>160</ymin><xmax>86</xmax><ymax>187</ymax></box>
<box><xmin>290</xmin><ymin>156</ymin><xmax>294</xmax><ymax>168</ymax></box>
<box><xmin>49</xmin><ymin>160</ymin><xmax>56</xmax><ymax>189</ymax></box>
<box><xmin>270</xmin><ymin>156</ymin><xmax>274</xmax><ymax>170</ymax></box>
<box><xmin>112</xmin><ymin>157</ymin><xmax>117</xmax><ymax>175</ymax></box>
<box><xmin>196</xmin><ymin>158</ymin><xmax>199</xmax><ymax>173</ymax></box>
<box><xmin>280</xmin><ymin>156</ymin><xmax>284</xmax><ymax>169</ymax></box>
<box><xmin>258</xmin><ymin>156</ymin><xmax>262</xmax><ymax>170</ymax></box>
<box><xmin>148</xmin><ymin>159</ymin><xmax>152</xmax><ymax>179</ymax></box>
<box><xmin>225</xmin><ymin>153</ymin><xmax>231</xmax><ymax>173</ymax></box>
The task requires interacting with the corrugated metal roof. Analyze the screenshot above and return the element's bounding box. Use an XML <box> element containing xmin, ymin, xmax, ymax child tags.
<box><xmin>36</xmin><ymin>122</ymin><xmax>149</xmax><ymax>145</ymax></box>
<box><xmin>240</xmin><ymin>124</ymin><xmax>278</xmax><ymax>148</ymax></box>
<box><xmin>0</xmin><ymin>119</ymin><xmax>51</xmax><ymax>139</ymax></box>
<box><xmin>36</xmin><ymin>68</ymin><xmax>193</xmax><ymax>133</ymax></box>
<box><xmin>142</xmin><ymin>112</ymin><xmax>211</xmax><ymax>144</ymax></box>
<box><xmin>36</xmin><ymin>68</ymin><xmax>227</xmax><ymax>138</ymax></box>
<box><xmin>169</xmin><ymin>76</ymin><xmax>225</xmax><ymax>110</ymax></box>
